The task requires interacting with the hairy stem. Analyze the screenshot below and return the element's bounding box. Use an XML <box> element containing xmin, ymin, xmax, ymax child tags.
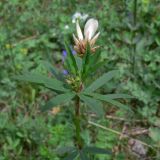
<box><xmin>74</xmin><ymin>96</ymin><xmax>83</xmax><ymax>149</ymax></box>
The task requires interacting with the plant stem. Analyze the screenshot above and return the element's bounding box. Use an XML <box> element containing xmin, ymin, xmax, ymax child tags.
<box><xmin>74</xmin><ymin>96</ymin><xmax>83</xmax><ymax>149</ymax></box>
<box><xmin>132</xmin><ymin>0</ymin><xmax>137</xmax><ymax>74</ymax></box>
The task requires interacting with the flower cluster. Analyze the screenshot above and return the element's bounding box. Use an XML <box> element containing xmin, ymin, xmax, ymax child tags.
<box><xmin>62</xmin><ymin>18</ymin><xmax>100</xmax><ymax>76</ymax></box>
<box><xmin>73</xmin><ymin>18</ymin><xmax>100</xmax><ymax>57</ymax></box>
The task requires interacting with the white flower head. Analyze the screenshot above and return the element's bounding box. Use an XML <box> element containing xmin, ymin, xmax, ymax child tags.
<box><xmin>72</xmin><ymin>12</ymin><xmax>82</xmax><ymax>23</ymax></box>
<box><xmin>84</xmin><ymin>18</ymin><xmax>99</xmax><ymax>40</ymax></box>
<box><xmin>73</xmin><ymin>18</ymin><xmax>100</xmax><ymax>56</ymax></box>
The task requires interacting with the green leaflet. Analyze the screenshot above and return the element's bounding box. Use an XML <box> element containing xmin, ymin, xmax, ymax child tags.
<box><xmin>85</xmin><ymin>146</ymin><xmax>111</xmax><ymax>155</ymax></box>
<box><xmin>42</xmin><ymin>60</ymin><xmax>62</xmax><ymax>80</ymax></box>
<box><xmin>81</xmin><ymin>43</ymin><xmax>91</xmax><ymax>80</ymax></box>
<box><xmin>88</xmin><ymin>93</ymin><xmax>132</xmax><ymax>111</ymax></box>
<box><xmin>41</xmin><ymin>92</ymin><xmax>75</xmax><ymax>111</ymax></box>
<box><xmin>63</xmin><ymin>150</ymin><xmax>78</xmax><ymax>160</ymax></box>
<box><xmin>94</xmin><ymin>93</ymin><xmax>134</xmax><ymax>99</ymax></box>
<box><xmin>79</xmin><ymin>94</ymin><xmax>104</xmax><ymax>116</ymax></box>
<box><xmin>56</xmin><ymin>147</ymin><xmax>76</xmax><ymax>155</ymax></box>
<box><xmin>89</xmin><ymin>49</ymin><xmax>101</xmax><ymax>65</ymax></box>
<box><xmin>64</xmin><ymin>41</ymin><xmax>78</xmax><ymax>75</ymax></box>
<box><xmin>84</xmin><ymin>70</ymin><xmax>118</xmax><ymax>93</ymax></box>
<box><xmin>75</xmin><ymin>55</ymin><xmax>82</xmax><ymax>71</ymax></box>
<box><xmin>90</xmin><ymin>60</ymin><xmax>107</xmax><ymax>73</ymax></box>
<box><xmin>79</xmin><ymin>150</ymin><xmax>89</xmax><ymax>160</ymax></box>
<box><xmin>14</xmin><ymin>73</ymin><xmax>69</xmax><ymax>92</ymax></box>
<box><xmin>81</xmin><ymin>46</ymin><xmax>103</xmax><ymax>80</ymax></box>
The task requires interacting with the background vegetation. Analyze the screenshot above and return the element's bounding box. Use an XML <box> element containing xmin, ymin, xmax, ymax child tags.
<box><xmin>0</xmin><ymin>0</ymin><xmax>160</xmax><ymax>159</ymax></box>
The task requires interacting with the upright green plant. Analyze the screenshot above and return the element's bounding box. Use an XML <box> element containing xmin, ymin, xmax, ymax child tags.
<box><xmin>14</xmin><ymin>18</ymin><xmax>132</xmax><ymax>159</ymax></box>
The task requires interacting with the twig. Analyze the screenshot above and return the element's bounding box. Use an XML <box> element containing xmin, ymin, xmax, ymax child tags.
<box><xmin>88</xmin><ymin>121</ymin><xmax>154</xmax><ymax>149</ymax></box>
<box><xmin>106</xmin><ymin>115</ymin><xmax>126</xmax><ymax>121</ymax></box>
<box><xmin>12</xmin><ymin>34</ymin><xmax>38</xmax><ymax>47</ymax></box>
<box><xmin>129</xmin><ymin>128</ymin><xmax>148</xmax><ymax>136</ymax></box>
<box><xmin>106</xmin><ymin>115</ymin><xmax>147</xmax><ymax>123</ymax></box>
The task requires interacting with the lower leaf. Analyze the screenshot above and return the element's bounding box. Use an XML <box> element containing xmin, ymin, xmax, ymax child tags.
<box><xmin>79</xmin><ymin>94</ymin><xmax>104</xmax><ymax>117</ymax></box>
<box><xmin>41</xmin><ymin>92</ymin><xmax>75</xmax><ymax>111</ymax></box>
<box><xmin>85</xmin><ymin>146</ymin><xmax>112</xmax><ymax>155</ymax></box>
<box><xmin>87</xmin><ymin>93</ymin><xmax>132</xmax><ymax>112</ymax></box>
<box><xmin>63</xmin><ymin>150</ymin><xmax>78</xmax><ymax>160</ymax></box>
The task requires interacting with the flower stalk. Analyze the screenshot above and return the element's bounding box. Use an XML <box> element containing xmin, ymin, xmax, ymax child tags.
<box><xmin>74</xmin><ymin>96</ymin><xmax>83</xmax><ymax>149</ymax></box>
<box><xmin>63</xmin><ymin>17</ymin><xmax>100</xmax><ymax>150</ymax></box>
<box><xmin>73</xmin><ymin>74</ymin><xmax>84</xmax><ymax>149</ymax></box>
<box><xmin>72</xmin><ymin>19</ymin><xmax>100</xmax><ymax>149</ymax></box>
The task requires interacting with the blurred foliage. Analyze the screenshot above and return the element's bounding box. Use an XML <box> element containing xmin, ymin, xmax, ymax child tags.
<box><xmin>0</xmin><ymin>0</ymin><xmax>160</xmax><ymax>159</ymax></box>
